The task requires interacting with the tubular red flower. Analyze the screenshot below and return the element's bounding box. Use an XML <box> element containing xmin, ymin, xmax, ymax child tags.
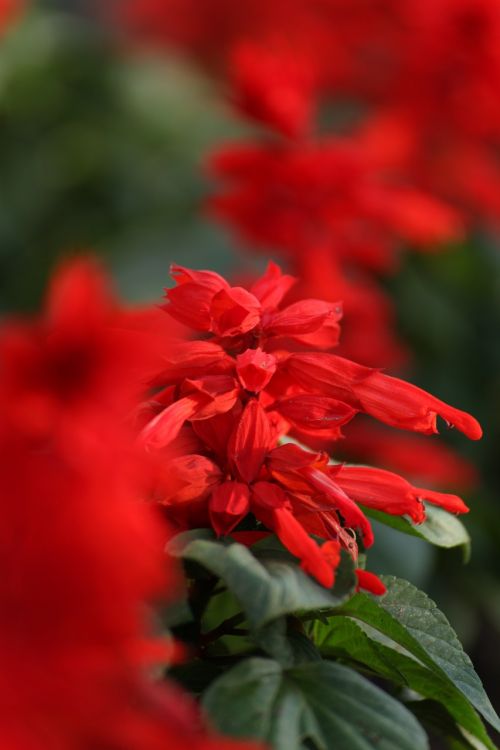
<box><xmin>301</xmin><ymin>467</ymin><xmax>375</xmax><ymax>548</ymax></box>
<box><xmin>286</xmin><ymin>352</ymin><xmax>482</xmax><ymax>440</ymax></box>
<box><xmin>353</xmin><ymin>370</ymin><xmax>483</xmax><ymax>440</ymax></box>
<box><xmin>230</xmin><ymin>41</ymin><xmax>316</xmax><ymax>137</ymax></box>
<box><xmin>334</xmin><ymin>465</ymin><xmax>469</xmax><ymax>518</ymax></box>
<box><xmin>210</xmin><ymin>286</ymin><xmax>262</xmax><ymax>337</ymax></box>
<box><xmin>334</xmin><ymin>466</ymin><xmax>426</xmax><ymax>523</ymax></box>
<box><xmin>228</xmin><ymin>399</ymin><xmax>273</xmax><ymax>483</ymax></box>
<box><xmin>251</xmin><ymin>481</ymin><xmax>335</xmax><ymax>588</ymax></box>
<box><xmin>165</xmin><ymin>264</ymin><xmax>228</xmax><ymax>330</ymax></box>
<box><xmin>236</xmin><ymin>347</ymin><xmax>277</xmax><ymax>392</ymax></box>
<box><xmin>210</xmin><ymin>481</ymin><xmax>251</xmax><ymax>535</ymax></box>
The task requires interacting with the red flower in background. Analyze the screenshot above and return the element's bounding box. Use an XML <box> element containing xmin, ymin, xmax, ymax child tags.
<box><xmin>208</xmin><ymin>138</ymin><xmax>462</xmax><ymax>275</ymax></box>
<box><xmin>117</xmin><ymin>0</ymin><xmax>500</xmax><ymax>225</ymax></box>
<box><xmin>0</xmin><ymin>259</ymin><xmax>258</xmax><ymax>750</ymax></box>
<box><xmin>139</xmin><ymin>262</ymin><xmax>480</xmax><ymax>594</ymax></box>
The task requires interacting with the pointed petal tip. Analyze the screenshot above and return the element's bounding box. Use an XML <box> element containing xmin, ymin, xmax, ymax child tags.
<box><xmin>356</xmin><ymin>569</ymin><xmax>387</xmax><ymax>596</ymax></box>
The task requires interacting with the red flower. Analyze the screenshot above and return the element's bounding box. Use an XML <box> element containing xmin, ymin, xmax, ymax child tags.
<box><xmin>229</xmin><ymin>41</ymin><xmax>317</xmax><ymax>137</ymax></box>
<box><xmin>285</xmin><ymin>352</ymin><xmax>482</xmax><ymax>440</ymax></box>
<box><xmin>0</xmin><ymin>258</ymin><xmax>257</xmax><ymax>750</ymax></box>
<box><xmin>208</xmin><ymin>137</ymin><xmax>462</xmax><ymax>274</ymax></box>
<box><xmin>142</xmin><ymin>262</ymin><xmax>478</xmax><ymax>590</ymax></box>
<box><xmin>339</xmin><ymin>418</ymin><xmax>477</xmax><ymax>490</ymax></box>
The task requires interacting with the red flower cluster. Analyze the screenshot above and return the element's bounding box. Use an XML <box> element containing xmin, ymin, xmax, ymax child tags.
<box><xmin>0</xmin><ymin>259</ymin><xmax>257</xmax><ymax>750</ymax></box>
<box><xmin>209</xmin><ymin>137</ymin><xmax>462</xmax><ymax>274</ymax></box>
<box><xmin>114</xmin><ymin>0</ymin><xmax>486</xmax><ymax>493</ymax></box>
<box><xmin>140</xmin><ymin>263</ymin><xmax>480</xmax><ymax>593</ymax></box>
<box><xmin>118</xmin><ymin>0</ymin><xmax>500</xmax><ymax>223</ymax></box>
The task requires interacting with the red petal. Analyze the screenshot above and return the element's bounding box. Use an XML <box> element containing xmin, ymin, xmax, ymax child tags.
<box><xmin>140</xmin><ymin>396</ymin><xmax>201</xmax><ymax>451</ymax></box>
<box><xmin>250</xmin><ymin>261</ymin><xmax>296</xmax><ymax>311</ymax></box>
<box><xmin>340</xmin><ymin>419</ymin><xmax>477</xmax><ymax>489</ymax></box>
<box><xmin>209</xmin><ymin>481</ymin><xmax>251</xmax><ymax>536</ymax></box>
<box><xmin>286</xmin><ymin>352</ymin><xmax>375</xmax><ymax>403</ymax></box>
<box><xmin>287</xmin><ymin>353</ymin><xmax>482</xmax><ymax>441</ymax></box>
<box><xmin>228</xmin><ymin>399</ymin><xmax>273</xmax><ymax>483</ymax></box>
<box><xmin>265</xmin><ymin>299</ymin><xmax>342</xmax><ymax>336</ymax></box>
<box><xmin>192</xmin><ymin>402</ymin><xmax>242</xmax><ymax>462</ymax></box>
<box><xmin>150</xmin><ymin>341</ymin><xmax>234</xmax><ymax>387</ymax></box>
<box><xmin>356</xmin><ymin>569</ymin><xmax>387</xmax><ymax>595</ymax></box>
<box><xmin>170</xmin><ymin>265</ymin><xmax>229</xmax><ymax>290</ymax></box>
<box><xmin>354</xmin><ymin>371</ymin><xmax>483</xmax><ymax>440</ymax></box>
<box><xmin>334</xmin><ymin>466</ymin><xmax>426</xmax><ymax>524</ymax></box>
<box><xmin>379</xmin><ymin>189</ymin><xmax>463</xmax><ymax>245</ymax></box>
<box><xmin>302</xmin><ymin>467</ymin><xmax>374</xmax><ymax>547</ymax></box>
<box><xmin>414</xmin><ymin>486</ymin><xmax>469</xmax><ymax>515</ymax></box>
<box><xmin>267</xmin><ymin>443</ymin><xmax>325</xmax><ymax>472</ymax></box>
<box><xmin>210</xmin><ymin>286</ymin><xmax>261</xmax><ymax>337</ymax></box>
<box><xmin>321</xmin><ymin>540</ymin><xmax>341</xmax><ymax>569</ymax></box>
<box><xmin>164</xmin><ymin>265</ymin><xmax>228</xmax><ymax>331</ymax></box>
<box><xmin>276</xmin><ymin>395</ymin><xmax>356</xmax><ymax>432</ymax></box>
<box><xmin>181</xmin><ymin>375</ymin><xmax>240</xmax><ymax>420</ymax></box>
<box><xmin>251</xmin><ymin>482</ymin><xmax>335</xmax><ymax>588</ymax></box>
<box><xmin>158</xmin><ymin>454</ymin><xmax>222</xmax><ymax>505</ymax></box>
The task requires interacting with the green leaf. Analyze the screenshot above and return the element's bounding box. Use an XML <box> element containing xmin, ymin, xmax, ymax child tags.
<box><xmin>335</xmin><ymin>577</ymin><xmax>500</xmax><ymax>741</ymax></box>
<box><xmin>168</xmin><ymin>531</ymin><xmax>356</xmax><ymax>629</ymax></box>
<box><xmin>253</xmin><ymin>618</ymin><xmax>323</xmax><ymax>667</ymax></box>
<box><xmin>410</xmin><ymin>700</ymin><xmax>491</xmax><ymax>750</ymax></box>
<box><xmin>203</xmin><ymin>657</ymin><xmax>429</xmax><ymax>749</ymax></box>
<box><xmin>310</xmin><ymin>617</ymin><xmax>496</xmax><ymax>750</ymax></box>
<box><xmin>362</xmin><ymin>503</ymin><xmax>471</xmax><ymax>559</ymax></box>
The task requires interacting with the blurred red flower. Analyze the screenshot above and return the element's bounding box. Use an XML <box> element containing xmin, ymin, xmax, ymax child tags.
<box><xmin>0</xmin><ymin>258</ymin><xmax>259</xmax><ymax>750</ymax></box>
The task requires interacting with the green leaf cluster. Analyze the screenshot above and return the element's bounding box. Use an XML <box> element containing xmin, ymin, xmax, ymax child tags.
<box><xmin>165</xmin><ymin>530</ymin><xmax>499</xmax><ymax>750</ymax></box>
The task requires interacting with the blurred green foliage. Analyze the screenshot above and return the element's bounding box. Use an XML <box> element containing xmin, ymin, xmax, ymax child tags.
<box><xmin>0</xmin><ymin>6</ymin><xmax>243</xmax><ymax>312</ymax></box>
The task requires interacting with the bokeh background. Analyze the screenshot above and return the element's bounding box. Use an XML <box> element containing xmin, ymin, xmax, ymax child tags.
<box><xmin>1</xmin><ymin>0</ymin><xmax>499</xmax><ymax>716</ymax></box>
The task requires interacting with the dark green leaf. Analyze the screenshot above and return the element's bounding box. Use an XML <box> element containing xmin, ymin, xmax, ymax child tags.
<box><xmin>203</xmin><ymin>657</ymin><xmax>429</xmax><ymax>749</ymax></box>
<box><xmin>168</xmin><ymin>532</ymin><xmax>356</xmax><ymax>629</ymax></box>
<box><xmin>310</xmin><ymin>617</ymin><xmax>496</xmax><ymax>750</ymax></box>
<box><xmin>336</xmin><ymin>577</ymin><xmax>500</xmax><ymax>739</ymax></box>
<box><xmin>410</xmin><ymin>700</ymin><xmax>491</xmax><ymax>750</ymax></box>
